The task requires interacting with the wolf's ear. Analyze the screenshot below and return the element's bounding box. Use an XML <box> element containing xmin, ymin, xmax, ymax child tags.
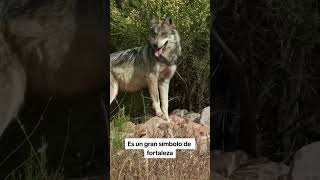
<box><xmin>150</xmin><ymin>16</ymin><xmax>159</xmax><ymax>28</ymax></box>
<box><xmin>163</xmin><ymin>16</ymin><xmax>176</xmax><ymax>29</ymax></box>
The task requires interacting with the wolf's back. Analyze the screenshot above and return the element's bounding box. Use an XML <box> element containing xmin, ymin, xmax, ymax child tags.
<box><xmin>110</xmin><ymin>46</ymin><xmax>157</xmax><ymax>68</ymax></box>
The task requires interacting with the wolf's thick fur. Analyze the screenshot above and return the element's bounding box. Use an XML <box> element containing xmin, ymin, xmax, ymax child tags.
<box><xmin>0</xmin><ymin>1</ymin><xmax>106</xmax><ymax>177</ymax></box>
<box><xmin>110</xmin><ymin>16</ymin><xmax>181</xmax><ymax>121</ymax></box>
<box><xmin>0</xmin><ymin>0</ymin><xmax>105</xmax><ymax>136</ymax></box>
<box><xmin>0</xmin><ymin>33</ymin><xmax>26</xmax><ymax>135</ymax></box>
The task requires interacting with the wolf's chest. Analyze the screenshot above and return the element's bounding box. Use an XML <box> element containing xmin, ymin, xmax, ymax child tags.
<box><xmin>158</xmin><ymin>63</ymin><xmax>177</xmax><ymax>81</ymax></box>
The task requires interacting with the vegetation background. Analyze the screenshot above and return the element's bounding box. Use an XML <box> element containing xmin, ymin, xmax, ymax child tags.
<box><xmin>213</xmin><ymin>0</ymin><xmax>320</xmax><ymax>161</ymax></box>
<box><xmin>110</xmin><ymin>0</ymin><xmax>210</xmax><ymax>119</ymax></box>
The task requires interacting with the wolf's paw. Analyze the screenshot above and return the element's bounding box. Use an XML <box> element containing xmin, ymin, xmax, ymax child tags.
<box><xmin>156</xmin><ymin>111</ymin><xmax>164</xmax><ymax>117</ymax></box>
<box><xmin>164</xmin><ymin>115</ymin><xmax>171</xmax><ymax>122</ymax></box>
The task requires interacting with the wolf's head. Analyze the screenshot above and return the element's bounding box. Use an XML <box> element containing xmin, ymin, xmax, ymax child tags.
<box><xmin>148</xmin><ymin>16</ymin><xmax>181</xmax><ymax>64</ymax></box>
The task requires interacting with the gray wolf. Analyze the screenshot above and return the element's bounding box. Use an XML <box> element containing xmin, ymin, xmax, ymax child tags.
<box><xmin>110</xmin><ymin>16</ymin><xmax>181</xmax><ymax>121</ymax></box>
<box><xmin>0</xmin><ymin>0</ymin><xmax>106</xmax><ymax>136</ymax></box>
<box><xmin>0</xmin><ymin>0</ymin><xmax>106</xmax><ymax>177</ymax></box>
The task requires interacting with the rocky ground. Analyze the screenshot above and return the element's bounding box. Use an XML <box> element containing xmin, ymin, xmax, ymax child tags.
<box><xmin>211</xmin><ymin>150</ymin><xmax>289</xmax><ymax>180</ymax></box>
<box><xmin>110</xmin><ymin>107</ymin><xmax>211</xmax><ymax>179</ymax></box>
<box><xmin>111</xmin><ymin>106</ymin><xmax>320</xmax><ymax>179</ymax></box>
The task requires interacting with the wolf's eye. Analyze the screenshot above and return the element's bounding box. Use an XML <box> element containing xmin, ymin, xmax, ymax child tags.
<box><xmin>151</xmin><ymin>31</ymin><xmax>157</xmax><ymax>37</ymax></box>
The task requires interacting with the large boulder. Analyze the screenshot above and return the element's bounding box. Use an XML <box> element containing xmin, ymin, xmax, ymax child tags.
<box><xmin>232</xmin><ymin>161</ymin><xmax>289</xmax><ymax>180</ymax></box>
<box><xmin>289</xmin><ymin>141</ymin><xmax>320</xmax><ymax>180</ymax></box>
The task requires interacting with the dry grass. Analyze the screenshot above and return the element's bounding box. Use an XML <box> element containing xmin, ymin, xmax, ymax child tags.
<box><xmin>111</xmin><ymin>150</ymin><xmax>209</xmax><ymax>180</ymax></box>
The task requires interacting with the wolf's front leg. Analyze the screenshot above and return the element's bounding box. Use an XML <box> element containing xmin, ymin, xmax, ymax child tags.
<box><xmin>159</xmin><ymin>79</ymin><xmax>170</xmax><ymax>122</ymax></box>
<box><xmin>146</xmin><ymin>74</ymin><xmax>163</xmax><ymax>117</ymax></box>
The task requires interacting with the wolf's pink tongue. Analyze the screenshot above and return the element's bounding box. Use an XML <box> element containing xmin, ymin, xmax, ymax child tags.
<box><xmin>155</xmin><ymin>48</ymin><xmax>163</xmax><ymax>57</ymax></box>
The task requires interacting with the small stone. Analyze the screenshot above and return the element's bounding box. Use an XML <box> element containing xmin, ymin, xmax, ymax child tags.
<box><xmin>170</xmin><ymin>109</ymin><xmax>188</xmax><ymax>117</ymax></box>
<box><xmin>183</xmin><ymin>112</ymin><xmax>201</xmax><ymax>123</ymax></box>
<box><xmin>158</xmin><ymin>123</ymin><xmax>169</xmax><ymax>130</ymax></box>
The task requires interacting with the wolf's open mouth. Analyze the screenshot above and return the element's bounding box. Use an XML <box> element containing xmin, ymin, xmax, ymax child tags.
<box><xmin>154</xmin><ymin>41</ymin><xmax>168</xmax><ymax>58</ymax></box>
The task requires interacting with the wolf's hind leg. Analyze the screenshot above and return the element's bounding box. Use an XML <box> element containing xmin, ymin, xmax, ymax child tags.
<box><xmin>0</xmin><ymin>34</ymin><xmax>26</xmax><ymax>137</ymax></box>
<box><xmin>110</xmin><ymin>73</ymin><xmax>118</xmax><ymax>104</ymax></box>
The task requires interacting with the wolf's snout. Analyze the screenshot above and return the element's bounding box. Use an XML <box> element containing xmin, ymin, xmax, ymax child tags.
<box><xmin>152</xmin><ymin>43</ymin><xmax>158</xmax><ymax>49</ymax></box>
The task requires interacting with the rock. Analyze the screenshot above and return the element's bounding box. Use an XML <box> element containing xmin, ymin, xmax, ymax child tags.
<box><xmin>129</xmin><ymin>115</ymin><xmax>210</xmax><ymax>150</ymax></box>
<box><xmin>200</xmin><ymin>106</ymin><xmax>210</xmax><ymax>127</ymax></box>
<box><xmin>232</xmin><ymin>161</ymin><xmax>289</xmax><ymax>180</ymax></box>
<box><xmin>290</xmin><ymin>141</ymin><xmax>320</xmax><ymax>180</ymax></box>
<box><xmin>171</xmin><ymin>115</ymin><xmax>210</xmax><ymax>140</ymax></box>
<box><xmin>134</xmin><ymin>124</ymin><xmax>147</xmax><ymax>138</ymax></box>
<box><xmin>183</xmin><ymin>112</ymin><xmax>201</xmax><ymax>123</ymax></box>
<box><xmin>185</xmin><ymin>121</ymin><xmax>210</xmax><ymax>137</ymax></box>
<box><xmin>121</xmin><ymin>121</ymin><xmax>137</xmax><ymax>138</ymax></box>
<box><xmin>171</xmin><ymin>115</ymin><xmax>186</xmax><ymax>125</ymax></box>
<box><xmin>170</xmin><ymin>109</ymin><xmax>188</xmax><ymax>117</ymax></box>
<box><xmin>126</xmin><ymin>121</ymin><xmax>136</xmax><ymax>132</ymax></box>
<box><xmin>136</xmin><ymin>117</ymin><xmax>168</xmax><ymax>138</ymax></box>
<box><xmin>197</xmin><ymin>135</ymin><xmax>210</xmax><ymax>154</ymax></box>
<box><xmin>212</xmin><ymin>150</ymin><xmax>248</xmax><ymax>177</ymax></box>
<box><xmin>158</xmin><ymin>122</ymin><xmax>169</xmax><ymax>130</ymax></box>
